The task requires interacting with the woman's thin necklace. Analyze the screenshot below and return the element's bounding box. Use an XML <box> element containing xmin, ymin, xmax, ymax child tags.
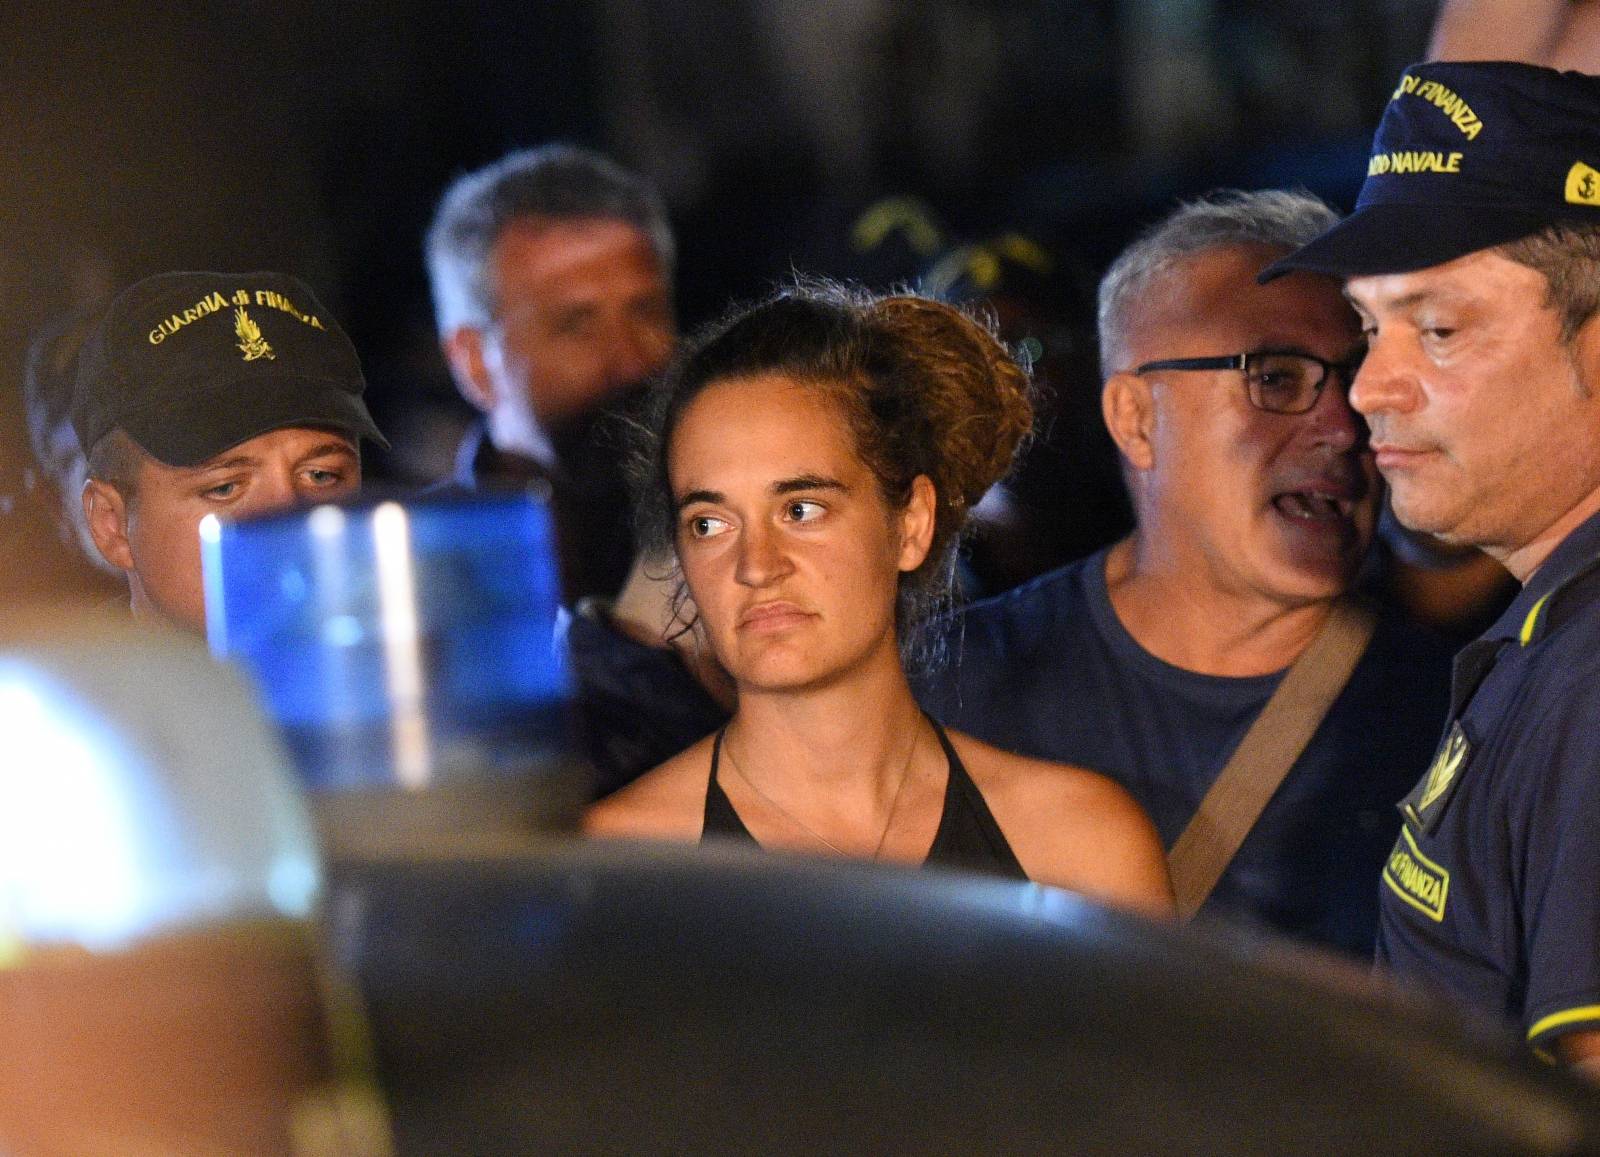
<box><xmin>722</xmin><ymin>724</ymin><xmax>921</xmax><ymax>860</ymax></box>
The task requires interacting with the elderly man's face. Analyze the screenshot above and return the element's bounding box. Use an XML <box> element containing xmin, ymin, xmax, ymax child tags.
<box><xmin>480</xmin><ymin>217</ymin><xmax>675</xmax><ymax>436</ymax></box>
<box><xmin>1117</xmin><ymin>244</ymin><xmax>1377</xmax><ymax>607</ymax></box>
<box><xmin>1347</xmin><ymin>249</ymin><xmax>1600</xmax><ymax>574</ymax></box>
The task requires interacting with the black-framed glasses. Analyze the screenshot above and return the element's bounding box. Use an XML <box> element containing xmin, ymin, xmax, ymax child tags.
<box><xmin>1131</xmin><ymin>349</ymin><xmax>1363</xmax><ymax>415</ymax></box>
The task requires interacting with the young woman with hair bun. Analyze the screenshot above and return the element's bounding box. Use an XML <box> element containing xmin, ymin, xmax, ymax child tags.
<box><xmin>585</xmin><ymin>282</ymin><xmax>1172</xmax><ymax>916</ymax></box>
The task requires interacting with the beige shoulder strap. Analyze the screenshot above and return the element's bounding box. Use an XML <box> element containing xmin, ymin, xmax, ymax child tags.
<box><xmin>1167</xmin><ymin>598</ymin><xmax>1379</xmax><ymax>920</ymax></box>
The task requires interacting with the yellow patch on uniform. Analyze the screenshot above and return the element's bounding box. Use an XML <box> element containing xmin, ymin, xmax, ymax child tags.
<box><xmin>1565</xmin><ymin>162</ymin><xmax>1600</xmax><ymax>206</ymax></box>
<box><xmin>1419</xmin><ymin>726</ymin><xmax>1469</xmax><ymax>812</ymax></box>
<box><xmin>1383</xmin><ymin>825</ymin><xmax>1450</xmax><ymax>922</ymax></box>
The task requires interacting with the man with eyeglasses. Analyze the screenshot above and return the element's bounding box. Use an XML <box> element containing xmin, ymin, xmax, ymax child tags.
<box><xmin>920</xmin><ymin>190</ymin><xmax>1453</xmax><ymax>957</ymax></box>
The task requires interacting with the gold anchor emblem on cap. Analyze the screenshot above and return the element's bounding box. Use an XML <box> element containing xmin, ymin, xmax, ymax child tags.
<box><xmin>1565</xmin><ymin>162</ymin><xmax>1600</xmax><ymax>206</ymax></box>
<box><xmin>234</xmin><ymin>306</ymin><xmax>275</xmax><ymax>361</ymax></box>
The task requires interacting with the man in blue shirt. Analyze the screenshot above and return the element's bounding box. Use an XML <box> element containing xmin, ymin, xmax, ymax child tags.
<box><xmin>923</xmin><ymin>189</ymin><xmax>1453</xmax><ymax>957</ymax></box>
<box><xmin>1269</xmin><ymin>61</ymin><xmax>1600</xmax><ymax>1071</ymax></box>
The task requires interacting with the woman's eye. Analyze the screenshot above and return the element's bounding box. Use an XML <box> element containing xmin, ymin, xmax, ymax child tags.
<box><xmin>785</xmin><ymin>500</ymin><xmax>824</xmax><ymax>523</ymax></box>
<box><xmin>687</xmin><ymin>514</ymin><xmax>727</xmax><ymax>539</ymax></box>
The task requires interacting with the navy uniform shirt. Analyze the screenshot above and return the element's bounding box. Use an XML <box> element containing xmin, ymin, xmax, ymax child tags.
<box><xmin>919</xmin><ymin>549</ymin><xmax>1453</xmax><ymax>958</ymax></box>
<box><xmin>1378</xmin><ymin>507</ymin><xmax>1600</xmax><ymax>1050</ymax></box>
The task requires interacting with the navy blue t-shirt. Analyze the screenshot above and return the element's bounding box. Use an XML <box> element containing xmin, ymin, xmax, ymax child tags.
<box><xmin>918</xmin><ymin>550</ymin><xmax>1453</xmax><ymax>958</ymax></box>
<box><xmin>1378</xmin><ymin>508</ymin><xmax>1600</xmax><ymax>1050</ymax></box>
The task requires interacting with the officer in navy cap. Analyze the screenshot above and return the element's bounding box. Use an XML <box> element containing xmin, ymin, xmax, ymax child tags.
<box><xmin>1271</xmin><ymin>61</ymin><xmax>1600</xmax><ymax>1074</ymax></box>
<box><xmin>77</xmin><ymin>271</ymin><xmax>388</xmax><ymax>633</ymax></box>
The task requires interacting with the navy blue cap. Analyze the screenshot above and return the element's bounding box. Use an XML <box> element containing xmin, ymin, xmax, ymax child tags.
<box><xmin>1264</xmin><ymin>61</ymin><xmax>1600</xmax><ymax>280</ymax></box>
<box><xmin>74</xmin><ymin>271</ymin><xmax>388</xmax><ymax>467</ymax></box>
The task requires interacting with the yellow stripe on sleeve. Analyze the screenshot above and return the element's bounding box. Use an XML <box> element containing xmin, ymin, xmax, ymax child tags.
<box><xmin>1527</xmin><ymin>1004</ymin><xmax>1600</xmax><ymax>1041</ymax></box>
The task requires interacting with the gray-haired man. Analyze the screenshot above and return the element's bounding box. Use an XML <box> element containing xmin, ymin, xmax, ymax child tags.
<box><xmin>426</xmin><ymin>144</ymin><xmax>676</xmax><ymax>601</ymax></box>
<box><xmin>921</xmin><ymin>189</ymin><xmax>1453</xmax><ymax>956</ymax></box>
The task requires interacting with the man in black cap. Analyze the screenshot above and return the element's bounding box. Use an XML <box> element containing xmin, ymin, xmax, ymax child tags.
<box><xmin>77</xmin><ymin>271</ymin><xmax>387</xmax><ymax>633</ymax></box>
<box><xmin>1270</xmin><ymin>61</ymin><xmax>1600</xmax><ymax>1071</ymax></box>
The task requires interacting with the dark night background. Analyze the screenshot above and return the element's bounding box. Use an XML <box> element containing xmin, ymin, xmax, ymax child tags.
<box><xmin>0</xmin><ymin>0</ymin><xmax>1435</xmax><ymax>524</ymax></box>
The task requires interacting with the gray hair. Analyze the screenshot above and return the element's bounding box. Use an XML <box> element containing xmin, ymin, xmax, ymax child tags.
<box><xmin>424</xmin><ymin>143</ymin><xmax>675</xmax><ymax>333</ymax></box>
<box><xmin>1096</xmin><ymin>189</ymin><xmax>1342</xmax><ymax>375</ymax></box>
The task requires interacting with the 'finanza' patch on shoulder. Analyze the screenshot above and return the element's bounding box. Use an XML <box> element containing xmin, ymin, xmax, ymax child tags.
<box><xmin>1384</xmin><ymin>824</ymin><xmax>1450</xmax><ymax>922</ymax></box>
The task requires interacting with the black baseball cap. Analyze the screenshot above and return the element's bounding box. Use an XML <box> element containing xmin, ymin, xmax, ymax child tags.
<box><xmin>73</xmin><ymin>271</ymin><xmax>388</xmax><ymax>466</ymax></box>
<box><xmin>1264</xmin><ymin>61</ymin><xmax>1600</xmax><ymax>281</ymax></box>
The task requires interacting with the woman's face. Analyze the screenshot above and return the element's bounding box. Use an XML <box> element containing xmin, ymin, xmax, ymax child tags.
<box><xmin>668</xmin><ymin>373</ymin><xmax>933</xmax><ymax>694</ymax></box>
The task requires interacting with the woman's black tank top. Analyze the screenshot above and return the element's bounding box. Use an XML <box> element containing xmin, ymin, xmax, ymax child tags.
<box><xmin>702</xmin><ymin>719</ymin><xmax>1027</xmax><ymax>880</ymax></box>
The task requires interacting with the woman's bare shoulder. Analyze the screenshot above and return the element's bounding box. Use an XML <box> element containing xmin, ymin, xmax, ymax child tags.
<box><xmin>949</xmin><ymin>730</ymin><xmax>1134</xmax><ymax>810</ymax></box>
<box><xmin>946</xmin><ymin>729</ymin><xmax>1174</xmax><ymax>918</ymax></box>
<box><xmin>583</xmin><ymin>735</ymin><xmax>718</xmax><ymax>842</ymax></box>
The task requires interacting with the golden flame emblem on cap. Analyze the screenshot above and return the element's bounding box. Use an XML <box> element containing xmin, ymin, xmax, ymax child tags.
<box><xmin>1565</xmin><ymin>162</ymin><xmax>1600</xmax><ymax>206</ymax></box>
<box><xmin>234</xmin><ymin>306</ymin><xmax>275</xmax><ymax>361</ymax></box>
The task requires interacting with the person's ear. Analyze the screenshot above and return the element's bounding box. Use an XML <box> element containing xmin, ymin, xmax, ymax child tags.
<box><xmin>1102</xmin><ymin>372</ymin><xmax>1157</xmax><ymax>472</ymax></box>
<box><xmin>897</xmin><ymin>474</ymin><xmax>938</xmax><ymax>573</ymax></box>
<box><xmin>1572</xmin><ymin>311</ymin><xmax>1600</xmax><ymax>398</ymax></box>
<box><xmin>442</xmin><ymin>325</ymin><xmax>496</xmax><ymax>413</ymax></box>
<box><xmin>83</xmin><ymin>479</ymin><xmax>134</xmax><ymax>573</ymax></box>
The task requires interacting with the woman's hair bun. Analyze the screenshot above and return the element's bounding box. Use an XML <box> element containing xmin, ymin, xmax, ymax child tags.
<box><xmin>866</xmin><ymin>294</ymin><xmax>1034</xmax><ymax>514</ymax></box>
